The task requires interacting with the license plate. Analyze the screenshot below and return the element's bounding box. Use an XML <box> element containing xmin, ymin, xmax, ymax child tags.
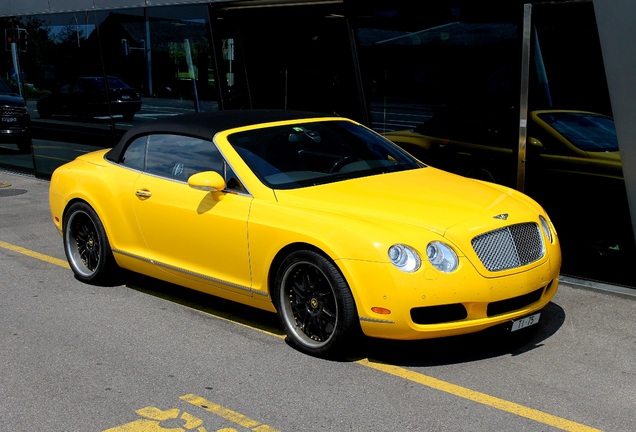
<box><xmin>121</xmin><ymin>95</ymin><xmax>131</xmax><ymax>100</ymax></box>
<box><xmin>510</xmin><ymin>312</ymin><xmax>541</xmax><ymax>332</ymax></box>
<box><xmin>1</xmin><ymin>117</ymin><xmax>17</xmax><ymax>123</ymax></box>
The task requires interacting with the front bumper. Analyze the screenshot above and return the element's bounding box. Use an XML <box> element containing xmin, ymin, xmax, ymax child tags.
<box><xmin>338</xmin><ymin>256</ymin><xmax>560</xmax><ymax>340</ymax></box>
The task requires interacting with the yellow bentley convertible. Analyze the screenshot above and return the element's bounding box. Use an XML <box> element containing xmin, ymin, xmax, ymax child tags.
<box><xmin>49</xmin><ymin>110</ymin><xmax>561</xmax><ymax>357</ymax></box>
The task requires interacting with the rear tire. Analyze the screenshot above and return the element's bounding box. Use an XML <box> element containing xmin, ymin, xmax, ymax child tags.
<box><xmin>16</xmin><ymin>138</ymin><xmax>32</xmax><ymax>154</ymax></box>
<box><xmin>274</xmin><ymin>250</ymin><xmax>359</xmax><ymax>358</ymax></box>
<box><xmin>63</xmin><ymin>202</ymin><xmax>118</xmax><ymax>284</ymax></box>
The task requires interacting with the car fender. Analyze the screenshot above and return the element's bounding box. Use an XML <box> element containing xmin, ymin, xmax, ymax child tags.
<box><xmin>246</xmin><ymin>198</ymin><xmax>446</xmax><ymax>298</ymax></box>
<box><xmin>50</xmin><ymin>155</ymin><xmax>149</xmax><ymax>265</ymax></box>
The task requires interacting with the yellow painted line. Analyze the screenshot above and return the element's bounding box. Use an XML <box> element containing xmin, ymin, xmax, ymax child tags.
<box><xmin>0</xmin><ymin>240</ymin><xmax>70</xmax><ymax>269</ymax></box>
<box><xmin>357</xmin><ymin>358</ymin><xmax>603</xmax><ymax>432</ymax></box>
<box><xmin>181</xmin><ymin>393</ymin><xmax>280</xmax><ymax>432</ymax></box>
<box><xmin>3</xmin><ymin>240</ymin><xmax>603</xmax><ymax>432</ymax></box>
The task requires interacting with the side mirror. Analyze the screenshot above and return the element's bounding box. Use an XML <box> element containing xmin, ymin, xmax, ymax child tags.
<box><xmin>528</xmin><ymin>137</ymin><xmax>544</xmax><ymax>152</ymax></box>
<box><xmin>188</xmin><ymin>171</ymin><xmax>226</xmax><ymax>192</ymax></box>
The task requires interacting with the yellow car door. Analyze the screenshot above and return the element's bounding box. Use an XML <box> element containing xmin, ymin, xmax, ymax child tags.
<box><xmin>130</xmin><ymin>134</ymin><xmax>253</xmax><ymax>297</ymax></box>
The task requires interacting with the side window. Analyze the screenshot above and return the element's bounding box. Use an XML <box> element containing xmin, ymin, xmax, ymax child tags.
<box><xmin>143</xmin><ymin>134</ymin><xmax>244</xmax><ymax>191</ymax></box>
<box><xmin>120</xmin><ymin>133</ymin><xmax>245</xmax><ymax>190</ymax></box>
<box><xmin>70</xmin><ymin>81</ymin><xmax>84</xmax><ymax>93</ymax></box>
<box><xmin>121</xmin><ymin>136</ymin><xmax>147</xmax><ymax>170</ymax></box>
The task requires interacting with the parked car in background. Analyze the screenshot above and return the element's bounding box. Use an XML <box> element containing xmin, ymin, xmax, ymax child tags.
<box><xmin>37</xmin><ymin>76</ymin><xmax>141</xmax><ymax>121</ymax></box>
<box><xmin>49</xmin><ymin>110</ymin><xmax>561</xmax><ymax>357</ymax></box>
<box><xmin>526</xmin><ymin>110</ymin><xmax>621</xmax><ymax>178</ymax></box>
<box><xmin>0</xmin><ymin>76</ymin><xmax>31</xmax><ymax>153</ymax></box>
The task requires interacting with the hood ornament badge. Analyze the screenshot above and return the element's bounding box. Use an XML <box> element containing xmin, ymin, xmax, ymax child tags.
<box><xmin>493</xmin><ymin>213</ymin><xmax>509</xmax><ymax>220</ymax></box>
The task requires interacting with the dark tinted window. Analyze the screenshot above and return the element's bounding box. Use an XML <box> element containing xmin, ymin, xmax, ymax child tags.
<box><xmin>143</xmin><ymin>135</ymin><xmax>217</xmax><ymax>180</ymax></box>
<box><xmin>121</xmin><ymin>136</ymin><xmax>146</xmax><ymax>170</ymax></box>
<box><xmin>0</xmin><ymin>77</ymin><xmax>13</xmax><ymax>93</ymax></box>
<box><xmin>537</xmin><ymin>112</ymin><xmax>618</xmax><ymax>152</ymax></box>
<box><xmin>123</xmin><ymin>134</ymin><xmax>242</xmax><ymax>190</ymax></box>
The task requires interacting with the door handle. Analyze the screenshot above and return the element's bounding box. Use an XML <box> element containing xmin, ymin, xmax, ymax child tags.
<box><xmin>135</xmin><ymin>189</ymin><xmax>152</xmax><ymax>199</ymax></box>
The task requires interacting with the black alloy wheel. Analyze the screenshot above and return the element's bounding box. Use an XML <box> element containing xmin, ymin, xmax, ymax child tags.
<box><xmin>63</xmin><ymin>202</ymin><xmax>117</xmax><ymax>284</ymax></box>
<box><xmin>274</xmin><ymin>250</ymin><xmax>359</xmax><ymax>357</ymax></box>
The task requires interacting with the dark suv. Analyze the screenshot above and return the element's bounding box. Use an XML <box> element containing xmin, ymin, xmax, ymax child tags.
<box><xmin>0</xmin><ymin>76</ymin><xmax>31</xmax><ymax>153</ymax></box>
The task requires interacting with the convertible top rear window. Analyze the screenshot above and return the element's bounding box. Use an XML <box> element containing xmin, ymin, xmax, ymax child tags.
<box><xmin>229</xmin><ymin>120</ymin><xmax>424</xmax><ymax>189</ymax></box>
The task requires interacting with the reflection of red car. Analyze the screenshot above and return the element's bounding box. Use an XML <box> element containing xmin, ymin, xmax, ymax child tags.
<box><xmin>37</xmin><ymin>76</ymin><xmax>141</xmax><ymax>121</ymax></box>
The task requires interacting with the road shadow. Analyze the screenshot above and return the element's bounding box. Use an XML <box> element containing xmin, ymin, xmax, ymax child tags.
<box><xmin>121</xmin><ymin>270</ymin><xmax>285</xmax><ymax>337</ymax></box>
<box><xmin>113</xmin><ymin>269</ymin><xmax>566</xmax><ymax>365</ymax></box>
<box><xmin>356</xmin><ymin>301</ymin><xmax>566</xmax><ymax>366</ymax></box>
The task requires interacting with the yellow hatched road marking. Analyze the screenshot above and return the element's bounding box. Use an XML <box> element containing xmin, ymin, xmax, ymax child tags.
<box><xmin>181</xmin><ymin>394</ymin><xmax>280</xmax><ymax>432</ymax></box>
<box><xmin>2</xmin><ymin>240</ymin><xmax>604</xmax><ymax>432</ymax></box>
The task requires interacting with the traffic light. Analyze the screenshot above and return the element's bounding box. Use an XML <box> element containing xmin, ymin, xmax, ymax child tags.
<box><xmin>5</xmin><ymin>28</ymin><xmax>17</xmax><ymax>51</ymax></box>
<box><xmin>5</xmin><ymin>28</ymin><xmax>27</xmax><ymax>52</ymax></box>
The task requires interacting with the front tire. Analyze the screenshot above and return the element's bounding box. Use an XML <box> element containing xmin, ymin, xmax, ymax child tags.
<box><xmin>63</xmin><ymin>202</ymin><xmax>118</xmax><ymax>284</ymax></box>
<box><xmin>274</xmin><ymin>250</ymin><xmax>359</xmax><ymax>357</ymax></box>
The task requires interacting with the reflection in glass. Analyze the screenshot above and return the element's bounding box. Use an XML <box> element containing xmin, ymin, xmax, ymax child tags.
<box><xmin>36</xmin><ymin>76</ymin><xmax>141</xmax><ymax>121</ymax></box>
<box><xmin>0</xmin><ymin>75</ymin><xmax>31</xmax><ymax>154</ymax></box>
<box><xmin>353</xmin><ymin>2</ymin><xmax>521</xmax><ymax>186</ymax></box>
<box><xmin>0</xmin><ymin>5</ymin><xmax>217</xmax><ymax>178</ymax></box>
<box><xmin>528</xmin><ymin>2</ymin><xmax>635</xmax><ymax>286</ymax></box>
<box><xmin>209</xmin><ymin>3</ymin><xmax>361</xmax><ymax>119</ymax></box>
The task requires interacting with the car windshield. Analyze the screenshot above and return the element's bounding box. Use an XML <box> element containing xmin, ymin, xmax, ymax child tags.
<box><xmin>87</xmin><ymin>76</ymin><xmax>131</xmax><ymax>91</ymax></box>
<box><xmin>229</xmin><ymin>120</ymin><xmax>424</xmax><ymax>189</ymax></box>
<box><xmin>538</xmin><ymin>112</ymin><xmax>619</xmax><ymax>152</ymax></box>
<box><xmin>0</xmin><ymin>78</ymin><xmax>14</xmax><ymax>94</ymax></box>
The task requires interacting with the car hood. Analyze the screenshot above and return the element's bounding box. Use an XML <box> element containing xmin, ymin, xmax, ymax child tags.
<box><xmin>273</xmin><ymin>167</ymin><xmax>541</xmax><ymax>239</ymax></box>
<box><xmin>0</xmin><ymin>92</ymin><xmax>26</xmax><ymax>107</ymax></box>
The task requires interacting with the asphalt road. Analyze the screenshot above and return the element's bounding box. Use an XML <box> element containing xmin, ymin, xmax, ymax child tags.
<box><xmin>1</xmin><ymin>169</ymin><xmax>635</xmax><ymax>432</ymax></box>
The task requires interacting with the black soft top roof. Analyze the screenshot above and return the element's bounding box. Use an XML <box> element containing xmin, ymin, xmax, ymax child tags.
<box><xmin>106</xmin><ymin>109</ymin><xmax>335</xmax><ymax>162</ymax></box>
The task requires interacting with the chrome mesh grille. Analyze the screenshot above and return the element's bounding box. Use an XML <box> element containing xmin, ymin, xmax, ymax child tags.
<box><xmin>0</xmin><ymin>106</ymin><xmax>27</xmax><ymax>116</ymax></box>
<box><xmin>471</xmin><ymin>222</ymin><xmax>544</xmax><ymax>272</ymax></box>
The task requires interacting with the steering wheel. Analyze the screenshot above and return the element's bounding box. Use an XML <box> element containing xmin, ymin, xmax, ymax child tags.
<box><xmin>330</xmin><ymin>156</ymin><xmax>360</xmax><ymax>173</ymax></box>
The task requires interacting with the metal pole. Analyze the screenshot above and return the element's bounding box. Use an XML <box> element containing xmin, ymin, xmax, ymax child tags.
<box><xmin>145</xmin><ymin>9</ymin><xmax>153</xmax><ymax>96</ymax></box>
<box><xmin>184</xmin><ymin>38</ymin><xmax>200</xmax><ymax>112</ymax></box>
<box><xmin>517</xmin><ymin>4</ymin><xmax>532</xmax><ymax>192</ymax></box>
<box><xmin>11</xmin><ymin>43</ymin><xmax>23</xmax><ymax>99</ymax></box>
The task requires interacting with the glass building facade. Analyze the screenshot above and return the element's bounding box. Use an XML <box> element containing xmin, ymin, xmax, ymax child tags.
<box><xmin>1</xmin><ymin>0</ymin><xmax>633</xmax><ymax>288</ymax></box>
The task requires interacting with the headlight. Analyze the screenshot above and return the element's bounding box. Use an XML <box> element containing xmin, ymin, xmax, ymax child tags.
<box><xmin>388</xmin><ymin>244</ymin><xmax>421</xmax><ymax>272</ymax></box>
<box><xmin>539</xmin><ymin>215</ymin><xmax>554</xmax><ymax>244</ymax></box>
<box><xmin>426</xmin><ymin>241</ymin><xmax>459</xmax><ymax>273</ymax></box>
